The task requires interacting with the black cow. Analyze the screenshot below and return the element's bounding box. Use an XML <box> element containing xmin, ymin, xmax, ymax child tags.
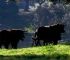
<box><xmin>10</xmin><ymin>29</ymin><xmax>25</xmax><ymax>49</ymax></box>
<box><xmin>32</xmin><ymin>24</ymin><xmax>65</xmax><ymax>46</ymax></box>
<box><xmin>0</xmin><ymin>30</ymin><xmax>10</xmax><ymax>48</ymax></box>
<box><xmin>0</xmin><ymin>29</ymin><xmax>25</xmax><ymax>49</ymax></box>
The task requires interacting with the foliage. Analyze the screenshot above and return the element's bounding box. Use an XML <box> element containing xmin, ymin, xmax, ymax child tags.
<box><xmin>24</xmin><ymin>24</ymin><xmax>35</xmax><ymax>32</ymax></box>
<box><xmin>49</xmin><ymin>0</ymin><xmax>70</xmax><ymax>4</ymax></box>
<box><xmin>35</xmin><ymin>2</ymin><xmax>66</xmax><ymax>27</ymax></box>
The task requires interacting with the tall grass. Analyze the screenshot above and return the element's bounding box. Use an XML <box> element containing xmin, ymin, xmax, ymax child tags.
<box><xmin>0</xmin><ymin>44</ymin><xmax>70</xmax><ymax>60</ymax></box>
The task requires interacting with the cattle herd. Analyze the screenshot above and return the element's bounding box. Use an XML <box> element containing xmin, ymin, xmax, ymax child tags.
<box><xmin>0</xmin><ymin>23</ymin><xmax>65</xmax><ymax>49</ymax></box>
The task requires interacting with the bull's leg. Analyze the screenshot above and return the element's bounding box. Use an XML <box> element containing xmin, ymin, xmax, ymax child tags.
<box><xmin>11</xmin><ymin>41</ymin><xmax>18</xmax><ymax>49</ymax></box>
<box><xmin>11</xmin><ymin>44</ymin><xmax>17</xmax><ymax>49</ymax></box>
<box><xmin>36</xmin><ymin>40</ymin><xmax>41</xmax><ymax>46</ymax></box>
<box><xmin>0</xmin><ymin>43</ymin><xmax>2</xmax><ymax>48</ymax></box>
<box><xmin>43</xmin><ymin>40</ymin><xmax>45</xmax><ymax>45</ymax></box>
<box><xmin>32</xmin><ymin>38</ymin><xmax>36</xmax><ymax>46</ymax></box>
<box><xmin>53</xmin><ymin>40</ymin><xmax>58</xmax><ymax>45</ymax></box>
<box><xmin>32</xmin><ymin>38</ymin><xmax>40</xmax><ymax>46</ymax></box>
<box><xmin>32</xmin><ymin>40</ymin><xmax>35</xmax><ymax>46</ymax></box>
<box><xmin>3</xmin><ymin>42</ymin><xmax>10</xmax><ymax>49</ymax></box>
<box><xmin>43</xmin><ymin>40</ymin><xmax>46</xmax><ymax>45</ymax></box>
<box><xmin>12</xmin><ymin>44</ymin><xmax>17</xmax><ymax>49</ymax></box>
<box><xmin>43</xmin><ymin>40</ymin><xmax>49</xmax><ymax>45</ymax></box>
<box><xmin>31</xmin><ymin>40</ymin><xmax>34</xmax><ymax>46</ymax></box>
<box><xmin>4</xmin><ymin>44</ymin><xmax>9</xmax><ymax>49</ymax></box>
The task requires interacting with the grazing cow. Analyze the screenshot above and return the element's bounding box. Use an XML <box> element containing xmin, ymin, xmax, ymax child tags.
<box><xmin>32</xmin><ymin>24</ymin><xmax>65</xmax><ymax>46</ymax></box>
<box><xmin>0</xmin><ymin>29</ymin><xmax>25</xmax><ymax>49</ymax></box>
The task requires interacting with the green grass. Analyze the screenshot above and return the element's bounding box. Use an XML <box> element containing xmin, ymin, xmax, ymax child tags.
<box><xmin>0</xmin><ymin>44</ymin><xmax>70</xmax><ymax>60</ymax></box>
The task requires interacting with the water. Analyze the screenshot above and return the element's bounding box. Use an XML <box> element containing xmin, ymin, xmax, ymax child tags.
<box><xmin>18</xmin><ymin>32</ymin><xmax>33</xmax><ymax>48</ymax></box>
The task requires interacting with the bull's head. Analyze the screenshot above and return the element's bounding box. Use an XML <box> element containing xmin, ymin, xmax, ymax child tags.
<box><xmin>56</xmin><ymin>24</ymin><xmax>65</xmax><ymax>33</ymax></box>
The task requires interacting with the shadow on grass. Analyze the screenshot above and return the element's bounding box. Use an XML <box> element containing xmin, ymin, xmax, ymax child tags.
<box><xmin>0</xmin><ymin>54</ymin><xmax>70</xmax><ymax>60</ymax></box>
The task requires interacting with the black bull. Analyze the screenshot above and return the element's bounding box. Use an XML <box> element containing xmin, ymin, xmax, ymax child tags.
<box><xmin>32</xmin><ymin>24</ymin><xmax>65</xmax><ymax>46</ymax></box>
<box><xmin>0</xmin><ymin>30</ymin><xmax>25</xmax><ymax>49</ymax></box>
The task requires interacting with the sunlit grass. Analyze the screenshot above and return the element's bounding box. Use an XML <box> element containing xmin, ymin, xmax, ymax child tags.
<box><xmin>0</xmin><ymin>44</ymin><xmax>70</xmax><ymax>60</ymax></box>
<box><xmin>0</xmin><ymin>44</ymin><xmax>70</xmax><ymax>56</ymax></box>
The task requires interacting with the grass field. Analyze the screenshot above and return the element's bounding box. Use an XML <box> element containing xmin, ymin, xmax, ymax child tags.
<box><xmin>0</xmin><ymin>44</ymin><xmax>70</xmax><ymax>60</ymax></box>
